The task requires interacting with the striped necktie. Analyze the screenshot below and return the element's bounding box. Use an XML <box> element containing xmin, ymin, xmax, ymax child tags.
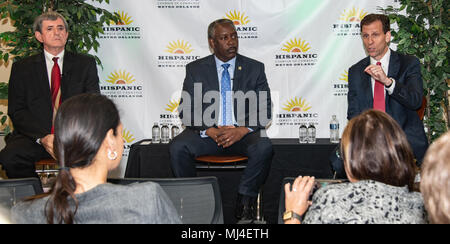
<box><xmin>51</xmin><ymin>57</ymin><xmax>62</xmax><ymax>133</ymax></box>
<box><xmin>373</xmin><ymin>62</ymin><xmax>385</xmax><ymax>112</ymax></box>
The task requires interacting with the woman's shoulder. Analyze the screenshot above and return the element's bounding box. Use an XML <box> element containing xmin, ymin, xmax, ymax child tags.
<box><xmin>11</xmin><ymin>197</ymin><xmax>49</xmax><ymax>224</ymax></box>
<box><xmin>313</xmin><ymin>181</ymin><xmax>353</xmax><ymax>198</ymax></box>
<box><xmin>320</xmin><ymin>180</ymin><xmax>414</xmax><ymax>195</ymax></box>
<box><xmin>98</xmin><ymin>182</ymin><xmax>163</xmax><ymax>196</ymax></box>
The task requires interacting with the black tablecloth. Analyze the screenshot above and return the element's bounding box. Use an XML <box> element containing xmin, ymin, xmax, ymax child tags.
<box><xmin>125</xmin><ymin>138</ymin><xmax>337</xmax><ymax>223</ymax></box>
<box><xmin>125</xmin><ymin>139</ymin><xmax>174</xmax><ymax>178</ymax></box>
<box><xmin>262</xmin><ymin>138</ymin><xmax>336</xmax><ymax>223</ymax></box>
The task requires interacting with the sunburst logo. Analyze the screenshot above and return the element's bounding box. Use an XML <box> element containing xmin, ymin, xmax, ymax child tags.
<box><xmin>165</xmin><ymin>40</ymin><xmax>193</xmax><ymax>54</ymax></box>
<box><xmin>165</xmin><ymin>99</ymin><xmax>180</xmax><ymax>113</ymax></box>
<box><xmin>122</xmin><ymin>129</ymin><xmax>136</xmax><ymax>143</ymax></box>
<box><xmin>340</xmin><ymin>71</ymin><xmax>349</xmax><ymax>83</ymax></box>
<box><xmin>281</xmin><ymin>38</ymin><xmax>311</xmax><ymax>53</ymax></box>
<box><xmin>106</xmin><ymin>70</ymin><xmax>136</xmax><ymax>85</ymax></box>
<box><xmin>339</xmin><ymin>7</ymin><xmax>368</xmax><ymax>22</ymax></box>
<box><xmin>225</xmin><ymin>10</ymin><xmax>250</xmax><ymax>25</ymax></box>
<box><xmin>282</xmin><ymin>97</ymin><xmax>312</xmax><ymax>112</ymax></box>
<box><xmin>111</xmin><ymin>11</ymin><xmax>134</xmax><ymax>25</ymax></box>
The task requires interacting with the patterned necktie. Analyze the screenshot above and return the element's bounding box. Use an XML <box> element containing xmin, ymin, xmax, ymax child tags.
<box><xmin>51</xmin><ymin>57</ymin><xmax>61</xmax><ymax>133</ymax></box>
<box><xmin>221</xmin><ymin>63</ymin><xmax>233</xmax><ymax>126</ymax></box>
<box><xmin>373</xmin><ymin>62</ymin><xmax>385</xmax><ymax>112</ymax></box>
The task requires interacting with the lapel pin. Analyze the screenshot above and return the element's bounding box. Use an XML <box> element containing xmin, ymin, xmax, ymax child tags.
<box><xmin>238</xmin><ymin>66</ymin><xmax>242</xmax><ymax>71</ymax></box>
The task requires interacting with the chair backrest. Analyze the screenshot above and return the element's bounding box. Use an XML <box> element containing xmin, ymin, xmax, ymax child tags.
<box><xmin>0</xmin><ymin>178</ymin><xmax>43</xmax><ymax>210</ymax></box>
<box><xmin>107</xmin><ymin>176</ymin><xmax>223</xmax><ymax>224</ymax></box>
<box><xmin>278</xmin><ymin>177</ymin><xmax>295</xmax><ymax>224</ymax></box>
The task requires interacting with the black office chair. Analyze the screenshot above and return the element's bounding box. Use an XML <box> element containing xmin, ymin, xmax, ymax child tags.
<box><xmin>0</xmin><ymin>178</ymin><xmax>44</xmax><ymax>210</ymax></box>
<box><xmin>107</xmin><ymin>176</ymin><xmax>224</xmax><ymax>224</ymax></box>
<box><xmin>278</xmin><ymin>177</ymin><xmax>295</xmax><ymax>224</ymax></box>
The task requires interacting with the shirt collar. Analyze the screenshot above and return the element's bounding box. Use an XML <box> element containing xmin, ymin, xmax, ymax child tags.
<box><xmin>214</xmin><ymin>56</ymin><xmax>236</xmax><ymax>71</ymax></box>
<box><xmin>44</xmin><ymin>49</ymin><xmax>65</xmax><ymax>63</ymax></box>
<box><xmin>370</xmin><ymin>48</ymin><xmax>391</xmax><ymax>66</ymax></box>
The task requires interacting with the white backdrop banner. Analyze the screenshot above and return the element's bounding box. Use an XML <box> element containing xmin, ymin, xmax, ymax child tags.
<box><xmin>91</xmin><ymin>0</ymin><xmax>401</xmax><ymax>177</ymax></box>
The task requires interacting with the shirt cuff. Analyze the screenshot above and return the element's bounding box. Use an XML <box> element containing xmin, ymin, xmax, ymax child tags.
<box><xmin>385</xmin><ymin>78</ymin><xmax>396</xmax><ymax>95</ymax></box>
<box><xmin>199</xmin><ymin>130</ymin><xmax>208</xmax><ymax>138</ymax></box>
<box><xmin>200</xmin><ymin>127</ymin><xmax>253</xmax><ymax>138</ymax></box>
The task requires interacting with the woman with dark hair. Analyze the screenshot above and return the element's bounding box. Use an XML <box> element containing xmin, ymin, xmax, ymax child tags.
<box><xmin>11</xmin><ymin>94</ymin><xmax>181</xmax><ymax>224</ymax></box>
<box><xmin>284</xmin><ymin>110</ymin><xmax>427</xmax><ymax>224</ymax></box>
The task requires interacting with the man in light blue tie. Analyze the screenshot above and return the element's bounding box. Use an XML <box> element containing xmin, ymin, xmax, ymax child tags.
<box><xmin>170</xmin><ymin>19</ymin><xmax>273</xmax><ymax>223</ymax></box>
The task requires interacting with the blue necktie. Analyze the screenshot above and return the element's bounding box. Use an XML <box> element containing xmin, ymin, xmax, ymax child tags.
<box><xmin>221</xmin><ymin>63</ymin><xmax>232</xmax><ymax>125</ymax></box>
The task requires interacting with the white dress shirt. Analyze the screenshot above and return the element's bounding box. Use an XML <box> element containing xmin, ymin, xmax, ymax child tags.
<box><xmin>369</xmin><ymin>48</ymin><xmax>395</xmax><ymax>96</ymax></box>
<box><xmin>199</xmin><ymin>56</ymin><xmax>252</xmax><ymax>138</ymax></box>
<box><xmin>43</xmin><ymin>49</ymin><xmax>64</xmax><ymax>87</ymax></box>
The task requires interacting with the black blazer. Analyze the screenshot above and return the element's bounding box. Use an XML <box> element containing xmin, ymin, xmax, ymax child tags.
<box><xmin>179</xmin><ymin>54</ymin><xmax>272</xmax><ymax>132</ymax></box>
<box><xmin>7</xmin><ymin>51</ymin><xmax>100</xmax><ymax>141</ymax></box>
<box><xmin>347</xmin><ymin>50</ymin><xmax>428</xmax><ymax>162</ymax></box>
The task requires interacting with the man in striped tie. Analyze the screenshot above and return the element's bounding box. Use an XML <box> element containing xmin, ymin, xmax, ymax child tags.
<box><xmin>346</xmin><ymin>14</ymin><xmax>428</xmax><ymax>171</ymax></box>
<box><xmin>0</xmin><ymin>12</ymin><xmax>100</xmax><ymax>179</ymax></box>
<box><xmin>171</xmin><ymin>19</ymin><xmax>273</xmax><ymax>223</ymax></box>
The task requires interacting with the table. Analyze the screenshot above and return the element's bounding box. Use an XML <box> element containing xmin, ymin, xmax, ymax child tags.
<box><xmin>125</xmin><ymin>140</ymin><xmax>174</xmax><ymax>178</ymax></box>
<box><xmin>125</xmin><ymin>138</ymin><xmax>337</xmax><ymax>223</ymax></box>
<box><xmin>262</xmin><ymin>139</ymin><xmax>337</xmax><ymax>223</ymax></box>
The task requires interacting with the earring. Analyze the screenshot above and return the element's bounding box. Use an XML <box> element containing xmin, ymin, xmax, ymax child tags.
<box><xmin>107</xmin><ymin>149</ymin><xmax>118</xmax><ymax>160</ymax></box>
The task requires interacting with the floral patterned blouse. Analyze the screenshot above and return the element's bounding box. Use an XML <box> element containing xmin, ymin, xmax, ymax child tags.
<box><xmin>303</xmin><ymin>180</ymin><xmax>427</xmax><ymax>224</ymax></box>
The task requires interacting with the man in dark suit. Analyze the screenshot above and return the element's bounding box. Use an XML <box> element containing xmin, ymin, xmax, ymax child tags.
<box><xmin>0</xmin><ymin>12</ymin><xmax>100</xmax><ymax>178</ymax></box>
<box><xmin>347</xmin><ymin>14</ymin><xmax>428</xmax><ymax>164</ymax></box>
<box><xmin>170</xmin><ymin>19</ymin><xmax>273</xmax><ymax>223</ymax></box>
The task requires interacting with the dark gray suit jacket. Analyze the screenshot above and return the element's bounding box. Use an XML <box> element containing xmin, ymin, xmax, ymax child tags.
<box><xmin>7</xmin><ymin>51</ymin><xmax>100</xmax><ymax>141</ymax></box>
<box><xmin>347</xmin><ymin>50</ymin><xmax>428</xmax><ymax>162</ymax></box>
<box><xmin>179</xmin><ymin>54</ymin><xmax>272</xmax><ymax>132</ymax></box>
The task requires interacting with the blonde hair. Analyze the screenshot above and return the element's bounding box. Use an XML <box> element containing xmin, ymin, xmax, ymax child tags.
<box><xmin>420</xmin><ymin>131</ymin><xmax>450</xmax><ymax>224</ymax></box>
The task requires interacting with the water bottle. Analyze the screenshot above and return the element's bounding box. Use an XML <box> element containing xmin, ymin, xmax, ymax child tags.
<box><xmin>307</xmin><ymin>122</ymin><xmax>316</xmax><ymax>143</ymax></box>
<box><xmin>152</xmin><ymin>123</ymin><xmax>160</xmax><ymax>143</ymax></box>
<box><xmin>171</xmin><ymin>124</ymin><xmax>180</xmax><ymax>139</ymax></box>
<box><xmin>299</xmin><ymin>123</ymin><xmax>307</xmax><ymax>143</ymax></box>
<box><xmin>330</xmin><ymin>115</ymin><xmax>340</xmax><ymax>143</ymax></box>
<box><xmin>161</xmin><ymin>124</ymin><xmax>170</xmax><ymax>144</ymax></box>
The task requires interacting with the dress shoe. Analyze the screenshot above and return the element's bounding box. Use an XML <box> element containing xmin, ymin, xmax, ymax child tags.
<box><xmin>235</xmin><ymin>194</ymin><xmax>257</xmax><ymax>224</ymax></box>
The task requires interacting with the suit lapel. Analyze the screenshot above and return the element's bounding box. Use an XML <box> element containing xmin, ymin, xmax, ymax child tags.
<box><xmin>388</xmin><ymin>50</ymin><xmax>400</xmax><ymax>78</ymax></box>
<box><xmin>360</xmin><ymin>57</ymin><xmax>373</xmax><ymax>108</ymax></box>
<box><xmin>386</xmin><ymin>49</ymin><xmax>400</xmax><ymax>115</ymax></box>
<box><xmin>32</xmin><ymin>53</ymin><xmax>53</xmax><ymax>123</ymax></box>
<box><xmin>61</xmin><ymin>51</ymin><xmax>74</xmax><ymax>101</ymax></box>
<box><xmin>202</xmin><ymin>55</ymin><xmax>219</xmax><ymax>125</ymax></box>
<box><xmin>203</xmin><ymin>55</ymin><xmax>219</xmax><ymax>91</ymax></box>
<box><xmin>33</xmin><ymin>53</ymin><xmax>52</xmax><ymax>105</ymax></box>
<box><xmin>233</xmin><ymin>54</ymin><xmax>244</xmax><ymax>92</ymax></box>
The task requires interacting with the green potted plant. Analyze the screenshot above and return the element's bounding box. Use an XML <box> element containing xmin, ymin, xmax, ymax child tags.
<box><xmin>0</xmin><ymin>0</ymin><xmax>118</xmax><ymax>66</ymax></box>
<box><xmin>382</xmin><ymin>0</ymin><xmax>449</xmax><ymax>142</ymax></box>
<box><xmin>0</xmin><ymin>81</ymin><xmax>9</xmax><ymax>135</ymax></box>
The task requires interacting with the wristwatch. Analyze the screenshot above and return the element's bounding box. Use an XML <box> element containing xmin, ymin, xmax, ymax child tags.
<box><xmin>385</xmin><ymin>78</ymin><xmax>395</xmax><ymax>88</ymax></box>
<box><xmin>283</xmin><ymin>210</ymin><xmax>302</xmax><ymax>222</ymax></box>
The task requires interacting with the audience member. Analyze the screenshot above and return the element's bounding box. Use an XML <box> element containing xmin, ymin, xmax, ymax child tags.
<box><xmin>420</xmin><ymin>131</ymin><xmax>450</xmax><ymax>224</ymax></box>
<box><xmin>11</xmin><ymin>94</ymin><xmax>181</xmax><ymax>224</ymax></box>
<box><xmin>284</xmin><ymin>110</ymin><xmax>427</xmax><ymax>224</ymax></box>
